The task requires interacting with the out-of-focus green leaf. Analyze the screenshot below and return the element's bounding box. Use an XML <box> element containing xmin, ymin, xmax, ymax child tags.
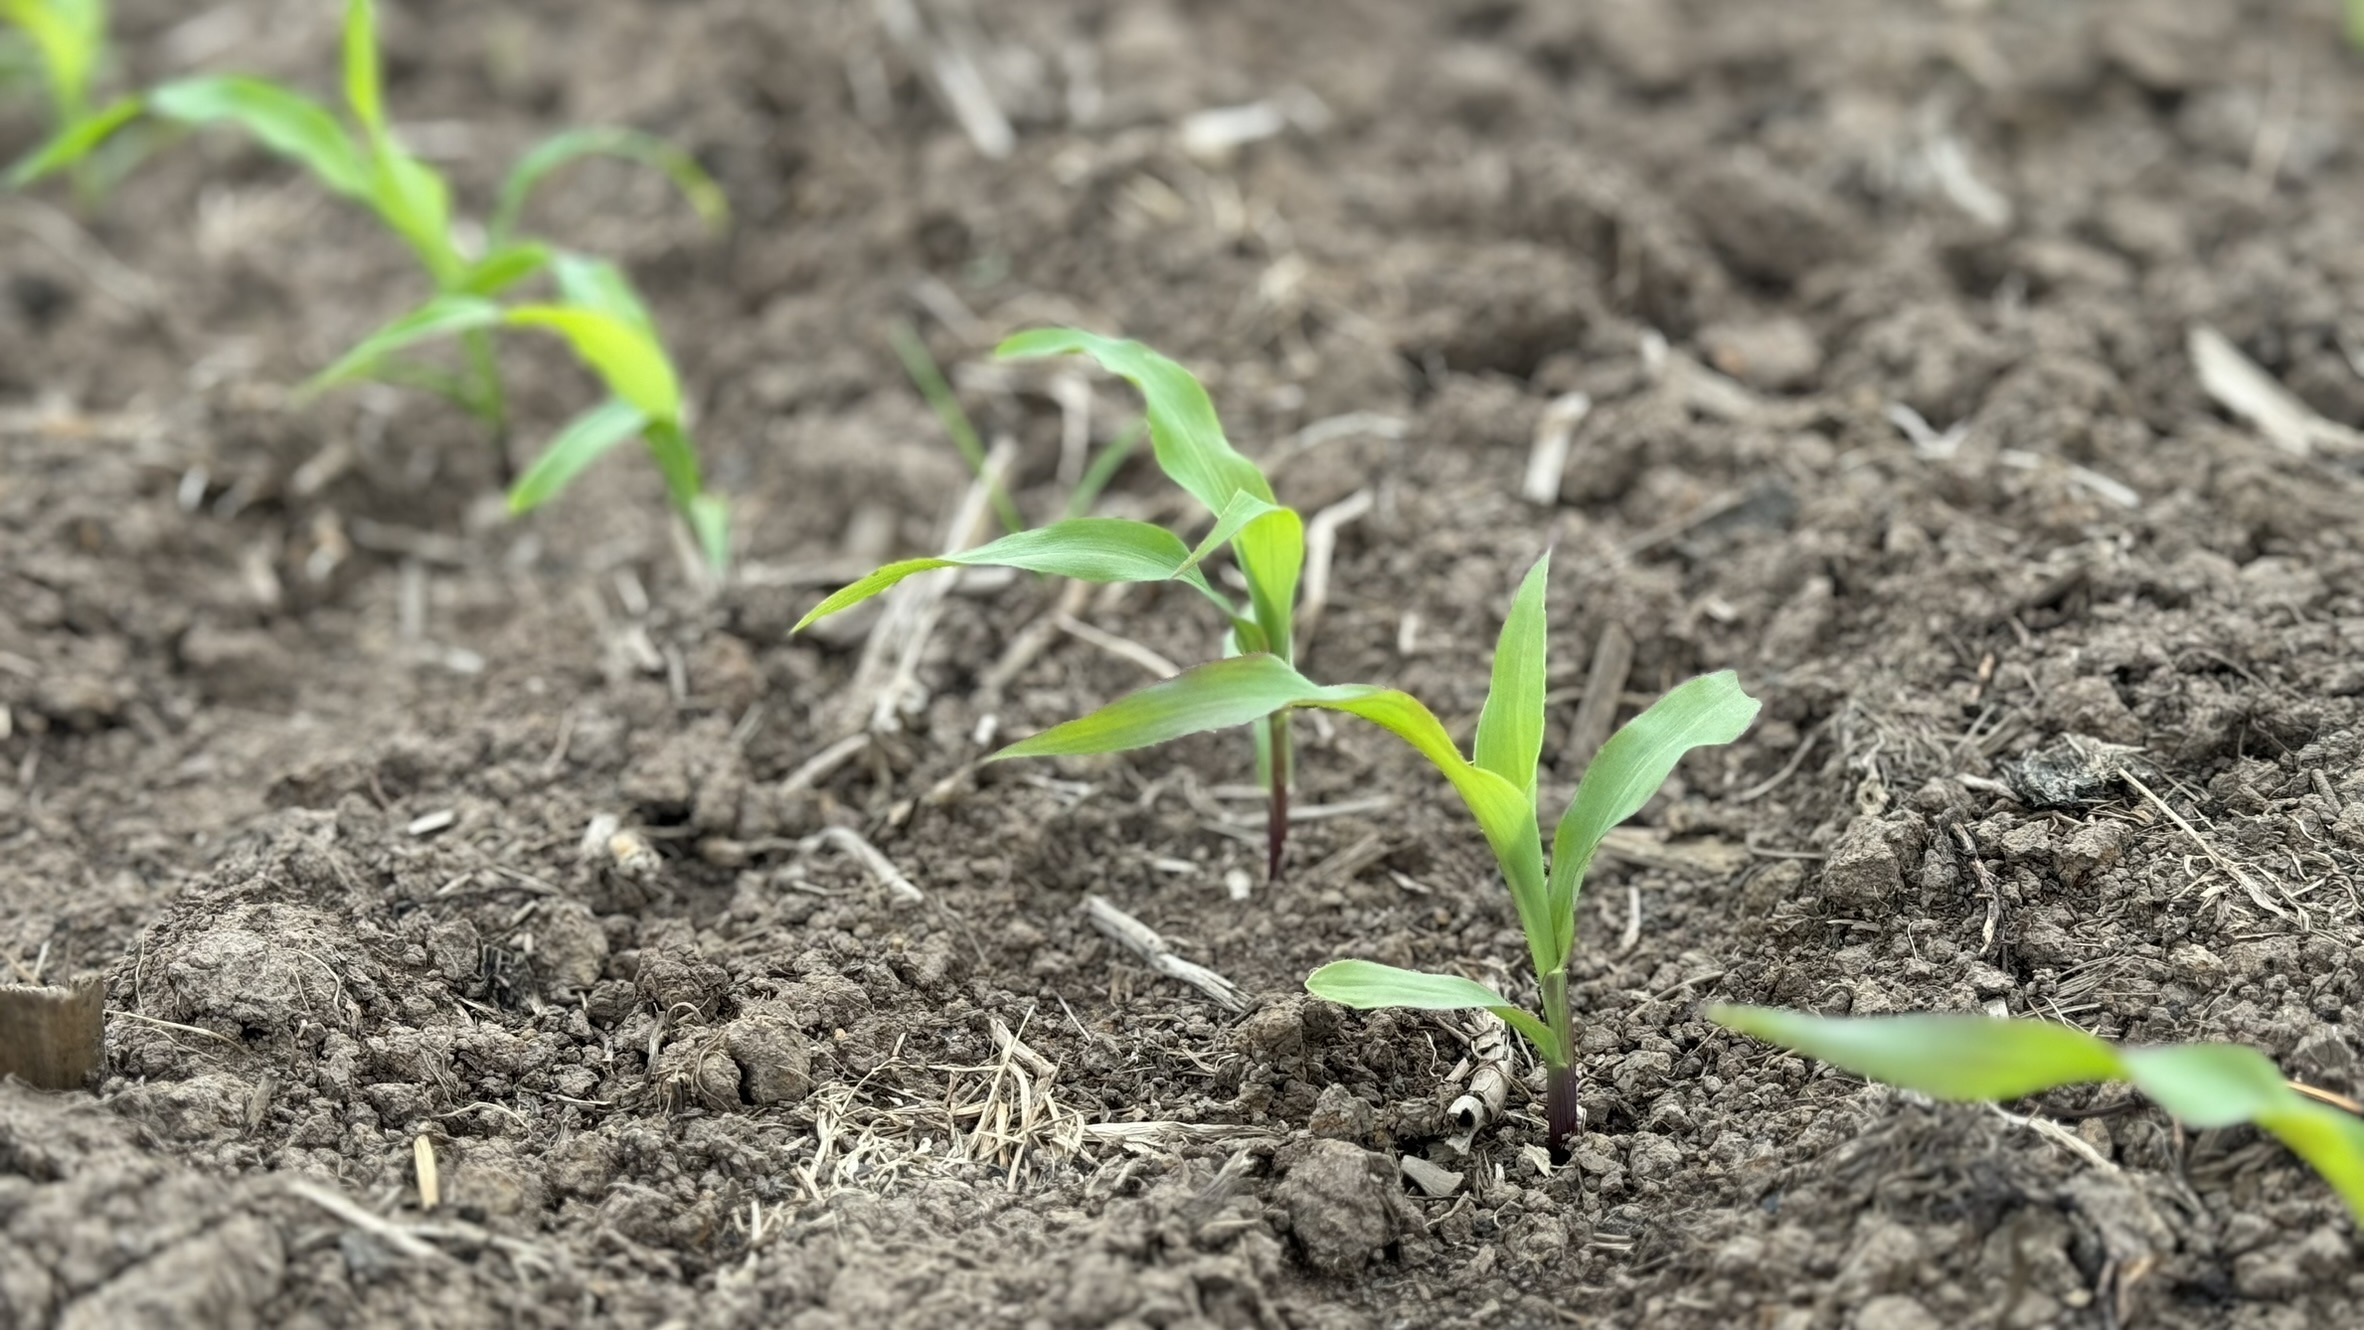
<box><xmin>889</xmin><ymin>320</ymin><xmax>1021</xmax><ymax>536</ymax></box>
<box><xmin>639</xmin><ymin>416</ymin><xmax>702</xmax><ymax>510</ymax></box>
<box><xmin>491</xmin><ymin>125</ymin><xmax>728</xmax><ymax>245</ymax></box>
<box><xmin>366</xmin><ymin>145</ymin><xmax>458</xmax><ymax>284</ymax></box>
<box><xmin>504</xmin><ymin>303</ymin><xmax>679</xmax><ymax>422</ymax></box>
<box><xmin>796</xmin><ymin>518</ymin><xmax>1230</xmax><ymax>632</ymax></box>
<box><xmin>149</xmin><ymin>75</ymin><xmax>368</xmax><ymax>199</ymax></box>
<box><xmin>685</xmin><ymin>491</ymin><xmax>730</xmax><ymax>572</ymax></box>
<box><xmin>1547</xmin><ymin>671</ymin><xmax>1758</xmax><ymax>960</ymax></box>
<box><xmin>996</xmin><ymin>652</ymin><xmax>1556</xmax><ymax>972</ymax></box>
<box><xmin>3</xmin><ymin>91</ymin><xmax>137</xmax><ymax>186</ymax></box>
<box><xmin>1710</xmin><ymin>1005</ymin><xmax>2364</xmax><ymax>1223</ymax></box>
<box><xmin>1307</xmin><ymin>960</ymin><xmax>1554</xmax><ymax>1052</ymax></box>
<box><xmin>302</xmin><ymin>294</ymin><xmax>502</xmax><ymax>394</ymax></box>
<box><xmin>547</xmin><ymin>251</ymin><xmax>655</xmax><ymax>333</ymax></box>
<box><xmin>1472</xmin><ymin>551</ymin><xmax>1550</xmax><ymax>804</ymax></box>
<box><xmin>341</xmin><ymin>0</ymin><xmax>382</xmax><ymax>136</ymax></box>
<box><xmin>458</xmin><ymin>242</ymin><xmax>551</xmax><ymax>296</ymax></box>
<box><xmin>507</xmin><ymin>397</ymin><xmax>648</xmax><ymax>513</ymax></box>
<box><xmin>1708</xmin><ymin>1007</ymin><xmax>2123</xmax><ymax>1102</ymax></box>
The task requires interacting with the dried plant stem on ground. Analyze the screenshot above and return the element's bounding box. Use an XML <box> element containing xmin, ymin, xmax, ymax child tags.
<box><xmin>1082</xmin><ymin>895</ymin><xmax>1246</xmax><ymax>1012</ymax></box>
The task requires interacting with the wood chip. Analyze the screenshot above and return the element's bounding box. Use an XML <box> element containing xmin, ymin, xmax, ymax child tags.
<box><xmin>0</xmin><ymin>975</ymin><xmax>103</xmax><ymax>1090</ymax></box>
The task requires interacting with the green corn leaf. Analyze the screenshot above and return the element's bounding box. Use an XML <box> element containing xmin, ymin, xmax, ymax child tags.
<box><xmin>996</xmin><ymin>329</ymin><xmax>1303</xmax><ymax>656</ymax></box>
<box><xmin>0</xmin><ymin>0</ymin><xmax>96</xmax><ymax>115</ymax></box>
<box><xmin>302</xmin><ymin>294</ymin><xmax>503</xmax><ymax>395</ymax></box>
<box><xmin>504</xmin><ymin>303</ymin><xmax>680</xmax><ymax>422</ymax></box>
<box><xmin>508</xmin><ymin>397</ymin><xmax>649</xmax><ymax>514</ymax></box>
<box><xmin>1547</xmin><ymin>670</ymin><xmax>1759</xmax><ymax>961</ymax></box>
<box><xmin>148</xmin><ymin>75</ymin><xmax>370</xmax><ymax>199</ymax></box>
<box><xmin>1710</xmin><ymin>1006</ymin><xmax>2364</xmax><ymax>1222</ymax></box>
<box><xmin>997</xmin><ymin>328</ymin><xmax>1270</xmax><ymax>517</ymax></box>
<box><xmin>795</xmin><ymin>518</ymin><xmax>1229</xmax><ymax>632</ymax></box>
<box><xmin>639</xmin><ymin>416</ymin><xmax>702</xmax><ymax>511</ymax></box>
<box><xmin>458</xmin><ymin>242</ymin><xmax>551</xmax><ymax>296</ymax></box>
<box><xmin>341</xmin><ymin>0</ymin><xmax>383</xmax><ymax>136</ymax></box>
<box><xmin>685</xmin><ymin>491</ymin><xmax>730</xmax><ymax>573</ymax></box>
<box><xmin>366</xmin><ymin>145</ymin><xmax>459</xmax><ymax>285</ymax></box>
<box><xmin>3</xmin><ymin>91</ymin><xmax>139</xmax><ymax>186</ymax></box>
<box><xmin>1472</xmin><ymin>550</ymin><xmax>1551</xmax><ymax>804</ymax></box>
<box><xmin>1307</xmin><ymin>960</ymin><xmax>1555</xmax><ymax>1054</ymax></box>
<box><xmin>548</xmin><ymin>251</ymin><xmax>656</xmax><ymax>333</ymax></box>
<box><xmin>491</xmin><ymin>125</ymin><xmax>729</xmax><ymax>245</ymax></box>
<box><xmin>998</xmin><ymin>652</ymin><xmax>1556</xmax><ymax>972</ymax></box>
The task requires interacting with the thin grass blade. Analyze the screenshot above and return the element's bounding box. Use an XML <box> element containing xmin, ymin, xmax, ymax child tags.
<box><xmin>302</xmin><ymin>294</ymin><xmax>503</xmax><ymax>396</ymax></box>
<box><xmin>148</xmin><ymin>76</ymin><xmax>369</xmax><ymax>198</ymax></box>
<box><xmin>508</xmin><ymin>397</ymin><xmax>649</xmax><ymax>514</ymax></box>
<box><xmin>1714</xmin><ymin>1005</ymin><xmax>2364</xmax><ymax>1222</ymax></box>
<box><xmin>491</xmin><ymin>126</ymin><xmax>728</xmax><ymax>245</ymax></box>
<box><xmin>795</xmin><ymin>518</ymin><xmax>1228</xmax><ymax>632</ymax></box>
<box><xmin>3</xmin><ymin>91</ymin><xmax>138</xmax><ymax>186</ymax></box>
<box><xmin>1472</xmin><ymin>551</ymin><xmax>1551</xmax><ymax>803</ymax></box>
<box><xmin>548</xmin><ymin>251</ymin><xmax>655</xmax><ymax>333</ymax></box>
<box><xmin>686</xmin><ymin>491</ymin><xmax>730</xmax><ymax>572</ymax></box>
<box><xmin>1547</xmin><ymin>671</ymin><xmax>1758</xmax><ymax>959</ymax></box>
<box><xmin>890</xmin><ymin>320</ymin><xmax>1022</xmax><ymax>535</ymax></box>
<box><xmin>1708</xmin><ymin>1007</ymin><xmax>2126</xmax><ymax>1101</ymax></box>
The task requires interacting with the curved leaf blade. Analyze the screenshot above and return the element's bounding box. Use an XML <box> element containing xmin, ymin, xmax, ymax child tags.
<box><xmin>1548</xmin><ymin>670</ymin><xmax>1758</xmax><ymax>959</ymax></box>
<box><xmin>795</xmin><ymin>518</ymin><xmax>1224</xmax><ymax>633</ymax></box>
<box><xmin>1308</xmin><ymin>960</ymin><xmax>1556</xmax><ymax>1054</ymax></box>
<box><xmin>302</xmin><ymin>294</ymin><xmax>503</xmax><ymax>396</ymax></box>
<box><xmin>996</xmin><ymin>328</ymin><xmax>1271</xmax><ymax>519</ymax></box>
<box><xmin>458</xmin><ymin>241</ymin><xmax>552</xmax><ymax>297</ymax></box>
<box><xmin>1473</xmin><ymin>550</ymin><xmax>1551</xmax><ymax>802</ymax></box>
<box><xmin>547</xmin><ymin>251</ymin><xmax>654</xmax><ymax>332</ymax></box>
<box><xmin>685</xmin><ymin>491</ymin><xmax>730</xmax><ymax>573</ymax></box>
<box><xmin>504</xmin><ymin>303</ymin><xmax>679</xmax><ymax>422</ymax></box>
<box><xmin>3</xmin><ymin>92</ymin><xmax>140</xmax><ymax>186</ymax></box>
<box><xmin>508</xmin><ymin>398</ymin><xmax>648</xmax><ymax>514</ymax></box>
<box><xmin>491</xmin><ymin>125</ymin><xmax>729</xmax><ymax>245</ymax></box>
<box><xmin>148</xmin><ymin>75</ymin><xmax>368</xmax><ymax>199</ymax></box>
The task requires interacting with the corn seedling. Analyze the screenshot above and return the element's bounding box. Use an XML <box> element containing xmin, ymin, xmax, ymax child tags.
<box><xmin>1</xmin><ymin>0</ymin><xmax>142</xmax><ymax>199</ymax></box>
<box><xmin>12</xmin><ymin>0</ymin><xmax>732</xmax><ymax>567</ymax></box>
<box><xmin>798</xmin><ymin>329</ymin><xmax>1311</xmax><ymax>877</ymax></box>
<box><xmin>1711</xmin><ymin>1005</ymin><xmax>2364</xmax><ymax>1222</ymax></box>
<box><xmin>953</xmin><ymin>550</ymin><xmax>1756</xmax><ymax>1152</ymax></box>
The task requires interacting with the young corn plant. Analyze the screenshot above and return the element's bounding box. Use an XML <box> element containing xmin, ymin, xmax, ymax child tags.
<box><xmin>1</xmin><ymin>0</ymin><xmax>142</xmax><ymax>198</ymax></box>
<box><xmin>964</xmin><ymin>550</ymin><xmax>1757</xmax><ymax>1153</ymax></box>
<box><xmin>1710</xmin><ymin>1006</ymin><xmax>2364</xmax><ymax>1222</ymax></box>
<box><xmin>797</xmin><ymin>328</ymin><xmax>1310</xmax><ymax>877</ymax></box>
<box><xmin>12</xmin><ymin>0</ymin><xmax>731</xmax><ymax>567</ymax></box>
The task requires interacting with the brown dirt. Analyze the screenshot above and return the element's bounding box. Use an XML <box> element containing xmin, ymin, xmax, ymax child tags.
<box><xmin>5</xmin><ymin>0</ymin><xmax>2364</xmax><ymax>1326</ymax></box>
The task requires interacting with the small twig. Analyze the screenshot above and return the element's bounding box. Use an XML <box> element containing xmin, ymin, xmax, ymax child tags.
<box><xmin>804</xmin><ymin>827</ymin><xmax>925</xmax><ymax>905</ymax></box>
<box><xmin>1522</xmin><ymin>391</ymin><xmax>1592</xmax><ymax>506</ymax></box>
<box><xmin>783</xmin><ymin>732</ymin><xmax>872</xmax><ymax>792</ymax></box>
<box><xmin>2118</xmin><ymin>766</ymin><xmax>2302</xmax><ymax>925</ymax></box>
<box><xmin>1083</xmin><ymin>896</ymin><xmax>1245</xmax><ymax>1011</ymax></box>
<box><xmin>1054</xmin><ymin>613</ymin><xmax>1181</xmax><ymax>679</ymax></box>
<box><xmin>1295</xmin><ymin>489</ymin><xmax>1373</xmax><ymax>652</ymax></box>
<box><xmin>281</xmin><ymin>1180</ymin><xmax>441</xmax><ymax>1261</ymax></box>
<box><xmin>1563</xmin><ymin>622</ymin><xmax>1634</xmax><ymax>774</ymax></box>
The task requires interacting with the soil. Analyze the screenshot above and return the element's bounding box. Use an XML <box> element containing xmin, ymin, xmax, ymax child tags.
<box><xmin>4</xmin><ymin>0</ymin><xmax>2364</xmax><ymax>1326</ymax></box>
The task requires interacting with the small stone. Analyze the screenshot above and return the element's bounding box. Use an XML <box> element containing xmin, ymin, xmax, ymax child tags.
<box><xmin>1853</xmin><ymin>1294</ymin><xmax>1943</xmax><ymax>1330</ymax></box>
<box><xmin>1308</xmin><ymin>1083</ymin><xmax>1374</xmax><ymax>1141</ymax></box>
<box><xmin>1274</xmin><ymin>1140</ymin><xmax>1395</xmax><ymax>1273</ymax></box>
<box><xmin>1698</xmin><ymin>317</ymin><xmax>1823</xmax><ymax>391</ymax></box>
